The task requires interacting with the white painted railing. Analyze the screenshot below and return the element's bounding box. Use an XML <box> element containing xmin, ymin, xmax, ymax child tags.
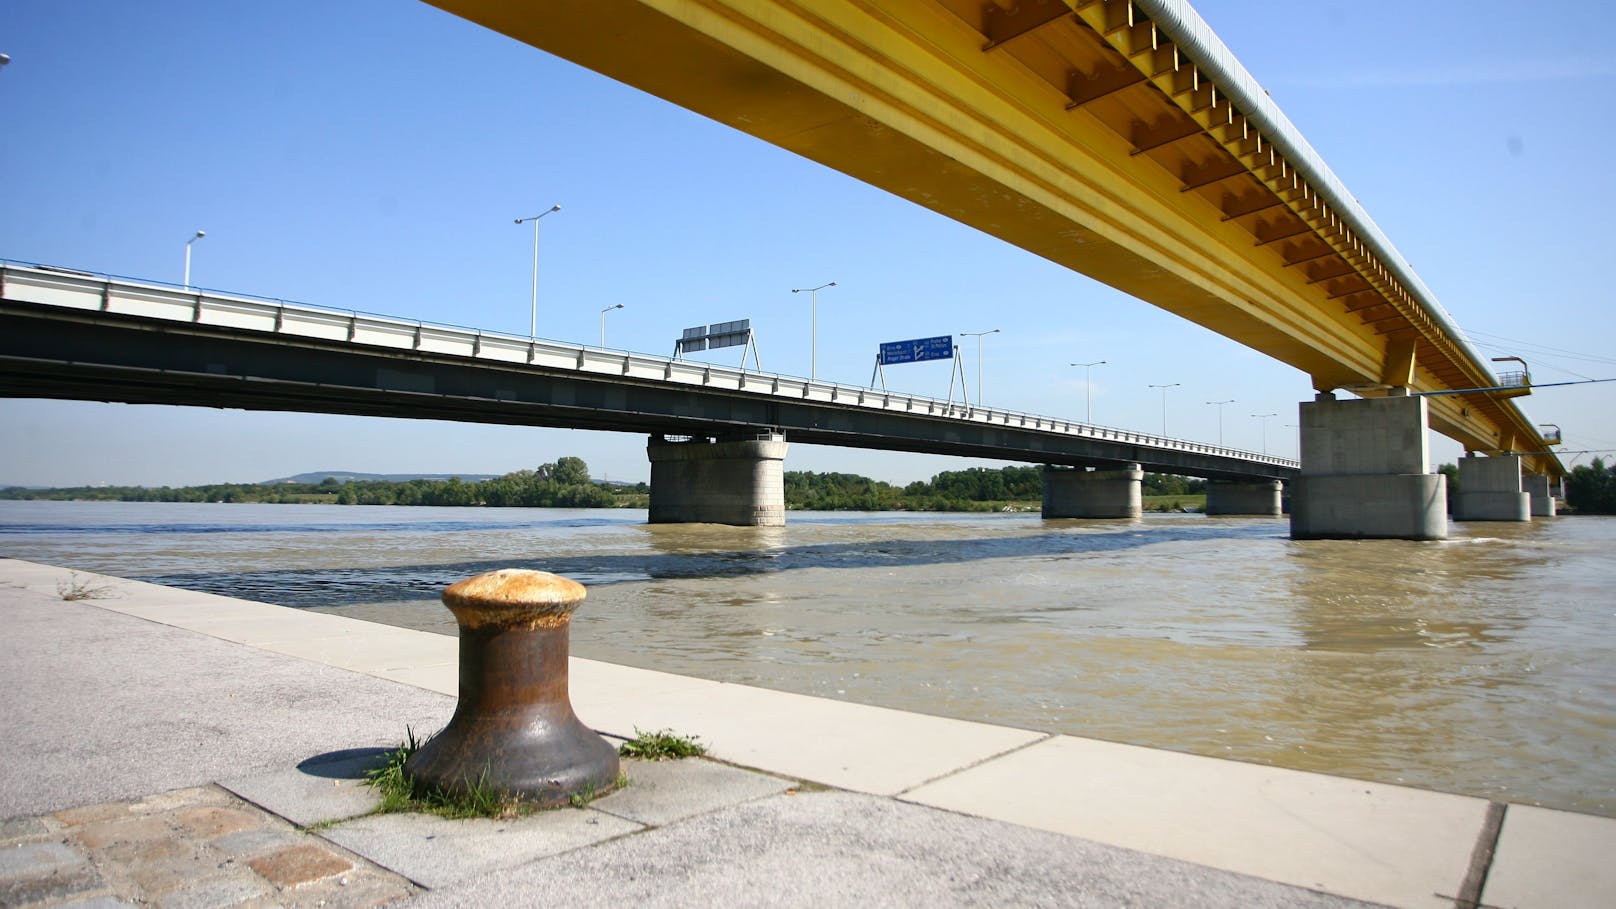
<box><xmin>0</xmin><ymin>261</ymin><xmax>1300</xmax><ymax>471</ymax></box>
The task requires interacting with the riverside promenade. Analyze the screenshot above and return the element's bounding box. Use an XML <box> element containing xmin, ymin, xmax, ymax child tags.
<box><xmin>1</xmin><ymin>559</ymin><xmax>1608</xmax><ymax>908</ymax></box>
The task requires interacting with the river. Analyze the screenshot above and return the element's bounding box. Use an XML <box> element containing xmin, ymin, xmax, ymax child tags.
<box><xmin>2</xmin><ymin>499</ymin><xmax>1611</xmax><ymax>817</ymax></box>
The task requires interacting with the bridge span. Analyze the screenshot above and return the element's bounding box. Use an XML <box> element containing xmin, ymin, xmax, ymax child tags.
<box><xmin>0</xmin><ymin>262</ymin><xmax>1295</xmax><ymax>524</ymax></box>
<box><xmin>424</xmin><ymin>0</ymin><xmax>1564</xmax><ymax>538</ymax></box>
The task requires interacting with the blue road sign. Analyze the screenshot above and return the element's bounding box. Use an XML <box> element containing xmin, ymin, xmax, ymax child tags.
<box><xmin>879</xmin><ymin>335</ymin><xmax>953</xmax><ymax>365</ymax></box>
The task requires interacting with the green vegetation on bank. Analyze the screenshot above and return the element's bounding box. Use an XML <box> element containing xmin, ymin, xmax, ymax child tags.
<box><xmin>1564</xmin><ymin>457</ymin><xmax>1616</xmax><ymax>514</ymax></box>
<box><xmin>1</xmin><ymin>457</ymin><xmax>646</xmax><ymax>508</ymax></box>
<box><xmin>2</xmin><ymin>457</ymin><xmax>1214</xmax><ymax>513</ymax></box>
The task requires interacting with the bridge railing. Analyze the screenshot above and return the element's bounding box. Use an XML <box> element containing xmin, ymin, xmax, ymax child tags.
<box><xmin>0</xmin><ymin>261</ymin><xmax>1299</xmax><ymax>471</ymax></box>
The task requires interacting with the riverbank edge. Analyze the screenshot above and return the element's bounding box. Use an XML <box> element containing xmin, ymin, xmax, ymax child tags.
<box><xmin>3</xmin><ymin>558</ymin><xmax>1609</xmax><ymax>908</ymax></box>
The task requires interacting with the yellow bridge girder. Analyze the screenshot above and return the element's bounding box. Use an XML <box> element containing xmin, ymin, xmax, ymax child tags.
<box><xmin>426</xmin><ymin>0</ymin><xmax>1563</xmax><ymax>478</ymax></box>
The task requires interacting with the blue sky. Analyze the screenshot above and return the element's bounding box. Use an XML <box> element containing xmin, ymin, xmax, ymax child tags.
<box><xmin>2</xmin><ymin>0</ymin><xmax>1612</xmax><ymax>487</ymax></box>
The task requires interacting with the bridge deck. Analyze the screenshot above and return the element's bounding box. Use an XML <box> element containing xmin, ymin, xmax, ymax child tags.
<box><xmin>422</xmin><ymin>0</ymin><xmax>1559</xmax><ymax>478</ymax></box>
<box><xmin>0</xmin><ymin>263</ymin><xmax>1296</xmax><ymax>481</ymax></box>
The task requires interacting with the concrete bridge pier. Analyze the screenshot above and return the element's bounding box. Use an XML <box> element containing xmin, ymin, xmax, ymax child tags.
<box><xmin>1042</xmin><ymin>464</ymin><xmax>1142</xmax><ymax>519</ymax></box>
<box><xmin>1452</xmin><ymin>454</ymin><xmax>1531</xmax><ymax>522</ymax></box>
<box><xmin>1205</xmin><ymin>479</ymin><xmax>1284</xmax><ymax>516</ymax></box>
<box><xmin>1523</xmin><ymin>474</ymin><xmax>1557</xmax><ymax>517</ymax></box>
<box><xmin>1290</xmin><ymin>393</ymin><xmax>1448</xmax><ymax>541</ymax></box>
<box><xmin>647</xmin><ymin>432</ymin><xmax>787</xmax><ymax>526</ymax></box>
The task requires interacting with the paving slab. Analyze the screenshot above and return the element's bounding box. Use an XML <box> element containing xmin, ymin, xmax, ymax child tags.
<box><xmin>408</xmin><ymin>789</ymin><xmax>1383</xmax><ymax>909</ymax></box>
<box><xmin>251</xmin><ymin>630</ymin><xmax>457</xmax><ymax>676</ymax></box>
<box><xmin>373</xmin><ymin>661</ymin><xmax>457</xmax><ymax>695</ymax></box>
<box><xmin>568</xmin><ymin>656</ymin><xmax>725</xmax><ymax>716</ymax></box>
<box><xmin>1481</xmin><ymin>803</ymin><xmax>1616</xmax><ymax>908</ymax></box>
<box><xmin>575</xmin><ymin>678</ymin><xmax>1046</xmax><ymax>796</ymax></box>
<box><xmin>221</xmin><ymin>748</ymin><xmax>392</xmax><ymax>828</ymax></box>
<box><xmin>0</xmin><ymin>783</ymin><xmax>415</xmax><ymax>909</ymax></box>
<box><xmin>0</xmin><ymin>564</ymin><xmax>453</xmax><ymax>818</ymax></box>
<box><xmin>593</xmin><ymin>757</ymin><xmax>796</xmax><ymax>827</ymax></box>
<box><xmin>321</xmin><ymin>808</ymin><xmax>643</xmax><ymax>889</ymax></box>
<box><xmin>0</xmin><ymin>839</ymin><xmax>106</xmax><ymax>907</ymax></box>
<box><xmin>903</xmin><ymin>734</ymin><xmax>1484</xmax><ymax>909</ymax></box>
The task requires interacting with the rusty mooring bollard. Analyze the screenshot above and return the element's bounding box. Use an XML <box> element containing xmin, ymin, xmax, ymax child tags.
<box><xmin>404</xmin><ymin>568</ymin><xmax>619</xmax><ymax>807</ymax></box>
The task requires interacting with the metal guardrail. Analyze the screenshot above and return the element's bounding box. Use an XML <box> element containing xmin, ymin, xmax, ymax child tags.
<box><xmin>0</xmin><ymin>261</ymin><xmax>1300</xmax><ymax>471</ymax></box>
<box><xmin>1494</xmin><ymin>370</ymin><xmax>1530</xmax><ymax>389</ymax></box>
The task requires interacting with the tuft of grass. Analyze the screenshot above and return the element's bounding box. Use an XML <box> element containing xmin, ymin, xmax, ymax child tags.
<box><xmin>363</xmin><ymin>728</ymin><xmax>621</xmax><ymax>819</ymax></box>
<box><xmin>618</xmin><ymin>727</ymin><xmax>706</xmax><ymax>761</ymax></box>
<box><xmin>364</xmin><ymin>728</ymin><xmax>531</xmax><ymax>820</ymax></box>
<box><xmin>57</xmin><ymin>572</ymin><xmax>115</xmax><ymax>601</ymax></box>
<box><xmin>568</xmin><ymin>771</ymin><xmax>631</xmax><ymax>808</ymax></box>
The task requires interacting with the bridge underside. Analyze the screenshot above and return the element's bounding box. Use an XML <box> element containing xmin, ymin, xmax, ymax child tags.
<box><xmin>425</xmin><ymin>0</ymin><xmax>1558</xmax><ymax>478</ymax></box>
<box><xmin>0</xmin><ymin>302</ymin><xmax>1292</xmax><ymax>483</ymax></box>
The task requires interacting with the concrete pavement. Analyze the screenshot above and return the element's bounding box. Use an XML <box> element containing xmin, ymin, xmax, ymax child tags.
<box><xmin>2</xmin><ymin>558</ymin><xmax>1610</xmax><ymax>907</ymax></box>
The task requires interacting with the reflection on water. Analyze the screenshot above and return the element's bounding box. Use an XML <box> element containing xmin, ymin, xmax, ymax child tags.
<box><xmin>3</xmin><ymin>500</ymin><xmax>1612</xmax><ymax>816</ymax></box>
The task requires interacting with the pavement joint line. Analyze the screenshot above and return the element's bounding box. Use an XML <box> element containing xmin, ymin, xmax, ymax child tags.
<box><xmin>891</xmin><ymin>730</ymin><xmax>1060</xmax><ymax>798</ymax></box>
<box><xmin>1451</xmin><ymin>801</ymin><xmax>1507</xmax><ymax>909</ymax></box>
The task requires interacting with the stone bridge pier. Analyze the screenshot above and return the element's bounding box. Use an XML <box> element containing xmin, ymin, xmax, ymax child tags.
<box><xmin>647</xmin><ymin>432</ymin><xmax>787</xmax><ymax>526</ymax></box>
<box><xmin>1042</xmin><ymin>464</ymin><xmax>1143</xmax><ymax>519</ymax></box>
<box><xmin>1205</xmin><ymin>479</ymin><xmax>1284</xmax><ymax>516</ymax></box>
<box><xmin>1290</xmin><ymin>392</ymin><xmax>1448</xmax><ymax>541</ymax></box>
<box><xmin>1523</xmin><ymin>473</ymin><xmax>1558</xmax><ymax>517</ymax></box>
<box><xmin>1452</xmin><ymin>454</ymin><xmax>1531</xmax><ymax>522</ymax></box>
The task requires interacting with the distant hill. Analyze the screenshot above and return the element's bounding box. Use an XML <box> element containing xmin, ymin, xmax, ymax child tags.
<box><xmin>265</xmin><ymin>471</ymin><xmax>500</xmax><ymax>485</ymax></box>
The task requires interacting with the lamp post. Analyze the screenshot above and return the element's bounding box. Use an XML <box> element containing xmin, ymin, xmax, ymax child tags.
<box><xmin>515</xmin><ymin>204</ymin><xmax>561</xmax><ymax>340</ymax></box>
<box><xmin>600</xmin><ymin>303</ymin><xmax>623</xmax><ymax>347</ymax></box>
<box><xmin>1491</xmin><ymin>355</ymin><xmax>1530</xmax><ymax>388</ymax></box>
<box><xmin>960</xmin><ymin>328</ymin><xmax>1001</xmax><ymax>407</ymax></box>
<box><xmin>1148</xmin><ymin>383</ymin><xmax>1180</xmax><ymax>437</ymax></box>
<box><xmin>1252</xmin><ymin>412</ymin><xmax>1278</xmax><ymax>454</ymax></box>
<box><xmin>1070</xmin><ymin>361</ymin><xmax>1105</xmax><ymax>424</ymax></box>
<box><xmin>1205</xmin><ymin>399</ymin><xmax>1235</xmax><ymax>446</ymax></box>
<box><xmin>183</xmin><ymin>230</ymin><xmax>205</xmax><ymax>289</ymax></box>
<box><xmin>790</xmin><ymin>281</ymin><xmax>836</xmax><ymax>381</ymax></box>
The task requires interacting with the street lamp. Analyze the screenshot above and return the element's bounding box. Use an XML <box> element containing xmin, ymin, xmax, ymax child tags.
<box><xmin>1252</xmin><ymin>412</ymin><xmax>1278</xmax><ymax>454</ymax></box>
<box><xmin>960</xmin><ymin>329</ymin><xmax>1001</xmax><ymax>407</ymax></box>
<box><xmin>183</xmin><ymin>230</ymin><xmax>205</xmax><ymax>289</ymax></box>
<box><xmin>600</xmin><ymin>303</ymin><xmax>624</xmax><ymax>347</ymax></box>
<box><xmin>515</xmin><ymin>204</ymin><xmax>561</xmax><ymax>340</ymax></box>
<box><xmin>1205</xmin><ymin>399</ymin><xmax>1235</xmax><ymax>446</ymax></box>
<box><xmin>1070</xmin><ymin>361</ymin><xmax>1105</xmax><ymax>424</ymax></box>
<box><xmin>790</xmin><ymin>281</ymin><xmax>836</xmax><ymax>381</ymax></box>
<box><xmin>1148</xmin><ymin>383</ymin><xmax>1180</xmax><ymax>436</ymax></box>
<box><xmin>1490</xmin><ymin>355</ymin><xmax>1530</xmax><ymax>389</ymax></box>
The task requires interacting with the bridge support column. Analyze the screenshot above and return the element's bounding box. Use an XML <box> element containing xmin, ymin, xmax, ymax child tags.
<box><xmin>1290</xmin><ymin>393</ymin><xmax>1448</xmax><ymax>541</ymax></box>
<box><xmin>646</xmin><ymin>432</ymin><xmax>787</xmax><ymax>526</ymax></box>
<box><xmin>1452</xmin><ymin>454</ymin><xmax>1531</xmax><ymax>522</ymax></box>
<box><xmin>1205</xmin><ymin>479</ymin><xmax>1283</xmax><ymax>516</ymax></box>
<box><xmin>1042</xmin><ymin>464</ymin><xmax>1142</xmax><ymax>519</ymax></box>
<box><xmin>1523</xmin><ymin>474</ymin><xmax>1557</xmax><ymax>517</ymax></box>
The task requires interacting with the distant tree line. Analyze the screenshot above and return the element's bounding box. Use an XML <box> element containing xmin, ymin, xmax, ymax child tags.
<box><xmin>4</xmin><ymin>458</ymin><xmax>1214</xmax><ymax>513</ymax></box>
<box><xmin>784</xmin><ymin>466</ymin><xmax>1202</xmax><ymax>511</ymax></box>
<box><xmin>1564</xmin><ymin>457</ymin><xmax>1616</xmax><ymax>514</ymax></box>
<box><xmin>1</xmin><ymin>457</ymin><xmax>646</xmax><ymax>509</ymax></box>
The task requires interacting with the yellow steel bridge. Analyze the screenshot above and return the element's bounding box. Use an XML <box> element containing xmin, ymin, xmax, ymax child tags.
<box><xmin>427</xmin><ymin>0</ymin><xmax>1563</xmax><ymax>479</ymax></box>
